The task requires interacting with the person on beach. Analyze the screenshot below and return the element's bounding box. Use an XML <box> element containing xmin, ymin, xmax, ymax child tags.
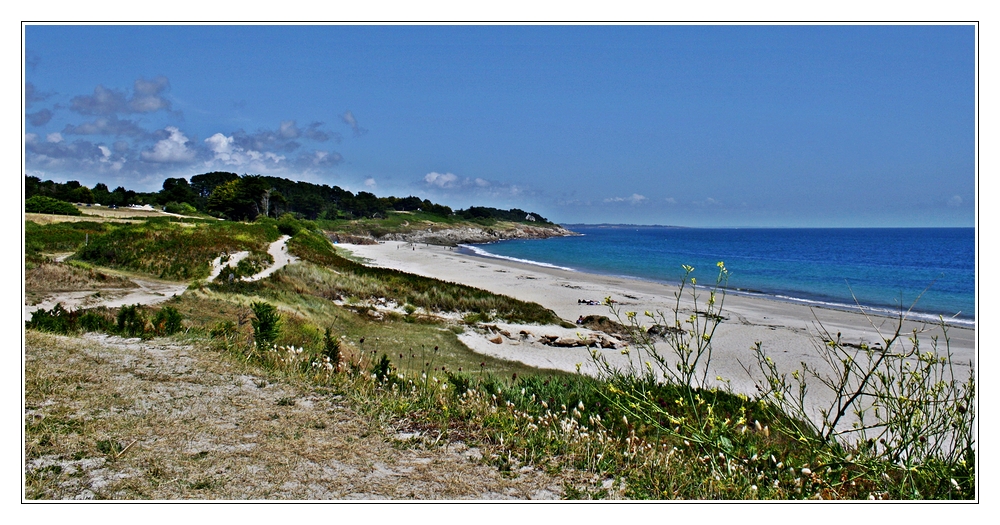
<box><xmin>576</xmin><ymin>315</ymin><xmax>584</xmax><ymax>325</ymax></box>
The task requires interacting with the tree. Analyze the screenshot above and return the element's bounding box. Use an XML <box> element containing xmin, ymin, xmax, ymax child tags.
<box><xmin>159</xmin><ymin>177</ymin><xmax>196</xmax><ymax>206</ymax></box>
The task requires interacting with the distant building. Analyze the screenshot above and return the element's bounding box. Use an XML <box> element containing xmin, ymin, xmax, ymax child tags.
<box><xmin>526</xmin><ymin>214</ymin><xmax>536</xmax><ymax>222</ymax></box>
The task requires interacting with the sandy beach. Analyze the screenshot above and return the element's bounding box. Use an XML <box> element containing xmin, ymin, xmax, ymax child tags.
<box><xmin>340</xmin><ymin>240</ymin><xmax>976</xmax><ymax>424</ymax></box>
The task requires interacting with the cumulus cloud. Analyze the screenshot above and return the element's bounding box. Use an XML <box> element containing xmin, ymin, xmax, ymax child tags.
<box><xmin>25</xmin><ymin>82</ymin><xmax>52</xmax><ymax>106</ymax></box>
<box><xmin>424</xmin><ymin>171</ymin><xmax>460</xmax><ymax>188</ymax></box>
<box><xmin>70</xmin><ymin>76</ymin><xmax>172</xmax><ymax>116</ymax></box>
<box><xmin>947</xmin><ymin>195</ymin><xmax>963</xmax><ymax>207</ymax></box>
<box><xmin>664</xmin><ymin>197</ymin><xmax>677</xmax><ymax>204</ymax></box>
<box><xmin>304</xmin><ymin>121</ymin><xmax>339</xmax><ymax>143</ymax></box>
<box><xmin>604</xmin><ymin>194</ymin><xmax>647</xmax><ymax>204</ymax></box>
<box><xmin>46</xmin><ymin>133</ymin><xmax>63</xmax><ymax>143</ymax></box>
<box><xmin>141</xmin><ymin>126</ymin><xmax>195</xmax><ymax>163</ymax></box>
<box><xmin>296</xmin><ymin>149</ymin><xmax>343</xmax><ymax>168</ymax></box>
<box><xmin>129</xmin><ymin>76</ymin><xmax>171</xmax><ymax>112</ymax></box>
<box><xmin>341</xmin><ymin>110</ymin><xmax>368</xmax><ymax>137</ymax></box>
<box><xmin>27</xmin><ymin>109</ymin><xmax>53</xmax><ymax>127</ymax></box>
<box><xmin>364</xmin><ymin>177</ymin><xmax>377</xmax><ymax>188</ymax></box>
<box><xmin>63</xmin><ymin>115</ymin><xmax>148</xmax><ymax>137</ymax></box>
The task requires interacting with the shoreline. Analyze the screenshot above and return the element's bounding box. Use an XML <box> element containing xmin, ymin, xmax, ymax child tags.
<box><xmin>457</xmin><ymin>241</ymin><xmax>975</xmax><ymax>330</ymax></box>
<box><xmin>338</xmin><ymin>242</ymin><xmax>975</xmax><ymax>389</ymax></box>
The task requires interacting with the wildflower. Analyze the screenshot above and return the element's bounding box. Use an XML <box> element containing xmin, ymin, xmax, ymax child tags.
<box><xmin>578</xmin><ymin>401</ymin><xmax>585</xmax><ymax>411</ymax></box>
<box><xmin>801</xmin><ymin>467</ymin><xmax>812</xmax><ymax>476</ymax></box>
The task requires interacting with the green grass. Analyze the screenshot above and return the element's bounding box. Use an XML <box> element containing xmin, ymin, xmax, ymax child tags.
<box><xmin>75</xmin><ymin>219</ymin><xmax>280</xmax><ymax>280</ymax></box>
<box><xmin>26</xmin><ymin>221</ymin><xmax>112</xmax><ymax>261</ymax></box>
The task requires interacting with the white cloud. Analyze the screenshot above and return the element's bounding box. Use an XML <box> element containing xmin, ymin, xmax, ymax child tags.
<box><xmin>424</xmin><ymin>171</ymin><xmax>460</xmax><ymax>188</ymax></box>
<box><xmin>46</xmin><ymin>132</ymin><xmax>63</xmax><ymax>143</ymax></box>
<box><xmin>604</xmin><ymin>193</ymin><xmax>647</xmax><ymax>204</ymax></box>
<box><xmin>474</xmin><ymin>178</ymin><xmax>490</xmax><ymax>187</ymax></box>
<box><xmin>205</xmin><ymin>132</ymin><xmax>286</xmax><ymax>168</ymax></box>
<box><xmin>98</xmin><ymin>145</ymin><xmax>111</xmax><ymax>158</ymax></box>
<box><xmin>364</xmin><ymin>177</ymin><xmax>377</xmax><ymax>188</ymax></box>
<box><xmin>141</xmin><ymin>126</ymin><xmax>195</xmax><ymax>163</ymax></box>
<box><xmin>665</xmin><ymin>197</ymin><xmax>677</xmax><ymax>204</ymax></box>
<box><xmin>947</xmin><ymin>195</ymin><xmax>963</xmax><ymax>207</ymax></box>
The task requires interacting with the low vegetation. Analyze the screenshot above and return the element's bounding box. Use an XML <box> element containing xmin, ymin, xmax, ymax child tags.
<box><xmin>23</xmin><ymin>211</ymin><xmax>975</xmax><ymax>500</ymax></box>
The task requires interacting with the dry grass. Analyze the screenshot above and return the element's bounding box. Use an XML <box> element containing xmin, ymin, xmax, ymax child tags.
<box><xmin>24</xmin><ymin>330</ymin><xmax>572</xmax><ymax>500</ymax></box>
<box><xmin>26</xmin><ymin>262</ymin><xmax>137</xmax><ymax>293</ymax></box>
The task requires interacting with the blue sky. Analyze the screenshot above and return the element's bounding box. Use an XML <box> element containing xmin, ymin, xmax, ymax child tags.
<box><xmin>23</xmin><ymin>24</ymin><xmax>975</xmax><ymax>227</ymax></box>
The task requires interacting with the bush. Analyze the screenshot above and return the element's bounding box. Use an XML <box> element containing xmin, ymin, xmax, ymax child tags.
<box><xmin>163</xmin><ymin>201</ymin><xmax>198</xmax><ymax>215</ymax></box>
<box><xmin>250</xmin><ymin>301</ymin><xmax>281</xmax><ymax>345</ymax></box>
<box><xmin>323</xmin><ymin>328</ymin><xmax>341</xmax><ymax>369</ymax></box>
<box><xmin>27</xmin><ymin>304</ymin><xmax>77</xmax><ymax>333</ymax></box>
<box><xmin>152</xmin><ymin>306</ymin><xmax>184</xmax><ymax>335</ymax></box>
<box><xmin>116</xmin><ymin>304</ymin><xmax>148</xmax><ymax>337</ymax></box>
<box><xmin>25</xmin><ymin>196</ymin><xmax>82</xmax><ymax>216</ymax></box>
<box><xmin>79</xmin><ymin>308</ymin><xmax>114</xmax><ymax>332</ymax></box>
<box><xmin>277</xmin><ymin>213</ymin><xmax>303</xmax><ymax>236</ymax></box>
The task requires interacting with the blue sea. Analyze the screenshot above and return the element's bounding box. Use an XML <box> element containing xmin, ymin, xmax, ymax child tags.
<box><xmin>462</xmin><ymin>226</ymin><xmax>976</xmax><ymax>328</ymax></box>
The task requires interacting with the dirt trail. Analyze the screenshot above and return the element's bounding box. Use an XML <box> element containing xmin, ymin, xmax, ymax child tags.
<box><xmin>28</xmin><ymin>236</ymin><xmax>299</xmax><ymax>317</ymax></box>
<box><xmin>24</xmin><ymin>331</ymin><xmax>571</xmax><ymax>499</ymax></box>
<box><xmin>25</xmin><ymin>278</ymin><xmax>188</xmax><ymax>318</ymax></box>
<box><xmin>206</xmin><ymin>235</ymin><xmax>297</xmax><ymax>283</ymax></box>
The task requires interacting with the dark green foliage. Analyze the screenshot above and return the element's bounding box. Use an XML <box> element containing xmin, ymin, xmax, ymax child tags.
<box><xmin>371</xmin><ymin>354</ymin><xmax>393</xmax><ymax>383</ymax></box>
<box><xmin>455</xmin><ymin>206</ymin><xmax>552</xmax><ymax>224</ymax></box>
<box><xmin>250</xmin><ymin>301</ymin><xmax>281</xmax><ymax>345</ymax></box>
<box><xmin>152</xmin><ymin>306</ymin><xmax>184</xmax><ymax>335</ymax></box>
<box><xmin>163</xmin><ymin>201</ymin><xmax>198</xmax><ymax>215</ymax></box>
<box><xmin>323</xmin><ymin>328</ymin><xmax>341</xmax><ymax>367</ymax></box>
<box><xmin>79</xmin><ymin>308</ymin><xmax>114</xmax><ymax>332</ymax></box>
<box><xmin>25</xmin><ymin>196</ymin><xmax>82</xmax><ymax>216</ymax></box>
<box><xmin>116</xmin><ymin>304</ymin><xmax>148</xmax><ymax>337</ymax></box>
<box><xmin>276</xmin><ymin>213</ymin><xmax>303</xmax><ymax>236</ymax></box>
<box><xmin>27</xmin><ymin>304</ymin><xmax>115</xmax><ymax>334</ymax></box>
<box><xmin>27</xmin><ymin>304</ymin><xmax>78</xmax><ymax>333</ymax></box>
<box><xmin>158</xmin><ymin>177</ymin><xmax>197</xmax><ymax>206</ymax></box>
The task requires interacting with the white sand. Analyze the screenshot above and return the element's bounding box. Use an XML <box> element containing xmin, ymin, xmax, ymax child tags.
<box><xmin>340</xmin><ymin>240</ymin><xmax>976</xmax><ymax>426</ymax></box>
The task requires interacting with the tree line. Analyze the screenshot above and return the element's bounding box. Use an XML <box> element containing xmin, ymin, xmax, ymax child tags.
<box><xmin>23</xmin><ymin>173</ymin><xmax>552</xmax><ymax>224</ymax></box>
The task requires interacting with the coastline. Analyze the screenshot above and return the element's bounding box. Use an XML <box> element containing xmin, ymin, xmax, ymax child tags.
<box><xmin>337</xmin><ymin>240</ymin><xmax>975</xmax><ymax>424</ymax></box>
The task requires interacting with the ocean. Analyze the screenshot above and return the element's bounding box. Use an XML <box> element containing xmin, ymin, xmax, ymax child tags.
<box><xmin>462</xmin><ymin>226</ymin><xmax>976</xmax><ymax>328</ymax></box>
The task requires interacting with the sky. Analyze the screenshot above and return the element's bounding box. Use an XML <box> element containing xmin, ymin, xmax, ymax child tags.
<box><xmin>23</xmin><ymin>24</ymin><xmax>976</xmax><ymax>227</ymax></box>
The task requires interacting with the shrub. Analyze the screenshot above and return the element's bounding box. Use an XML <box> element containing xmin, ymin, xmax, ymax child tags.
<box><xmin>27</xmin><ymin>304</ymin><xmax>77</xmax><ymax>333</ymax></box>
<box><xmin>116</xmin><ymin>304</ymin><xmax>148</xmax><ymax>337</ymax></box>
<box><xmin>250</xmin><ymin>301</ymin><xmax>281</xmax><ymax>345</ymax></box>
<box><xmin>323</xmin><ymin>328</ymin><xmax>341</xmax><ymax>369</ymax></box>
<box><xmin>79</xmin><ymin>308</ymin><xmax>114</xmax><ymax>332</ymax></box>
<box><xmin>152</xmin><ymin>306</ymin><xmax>184</xmax><ymax>335</ymax></box>
<box><xmin>163</xmin><ymin>201</ymin><xmax>198</xmax><ymax>215</ymax></box>
<box><xmin>25</xmin><ymin>196</ymin><xmax>82</xmax><ymax>216</ymax></box>
<box><xmin>277</xmin><ymin>213</ymin><xmax>303</xmax><ymax>236</ymax></box>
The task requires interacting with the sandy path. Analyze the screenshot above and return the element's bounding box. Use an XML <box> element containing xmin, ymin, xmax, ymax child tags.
<box><xmin>206</xmin><ymin>235</ymin><xmax>298</xmax><ymax>283</ymax></box>
<box><xmin>25</xmin><ymin>278</ymin><xmax>189</xmax><ymax>319</ymax></box>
